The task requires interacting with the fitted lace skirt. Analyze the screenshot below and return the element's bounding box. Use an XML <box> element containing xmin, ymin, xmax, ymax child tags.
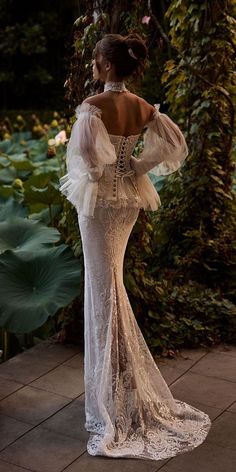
<box><xmin>78</xmin><ymin>204</ymin><xmax>212</xmax><ymax>460</ymax></box>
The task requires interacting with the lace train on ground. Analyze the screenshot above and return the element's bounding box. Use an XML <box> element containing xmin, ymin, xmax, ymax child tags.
<box><xmin>78</xmin><ymin>205</ymin><xmax>212</xmax><ymax>461</ymax></box>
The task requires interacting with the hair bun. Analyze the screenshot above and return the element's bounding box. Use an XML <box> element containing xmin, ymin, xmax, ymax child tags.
<box><xmin>95</xmin><ymin>33</ymin><xmax>148</xmax><ymax>80</ymax></box>
<box><xmin>124</xmin><ymin>33</ymin><xmax>147</xmax><ymax>61</ymax></box>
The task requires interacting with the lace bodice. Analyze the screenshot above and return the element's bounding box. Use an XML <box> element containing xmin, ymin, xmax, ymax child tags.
<box><xmin>108</xmin><ymin>133</ymin><xmax>140</xmax><ymax>174</ymax></box>
<box><xmin>96</xmin><ymin>134</ymin><xmax>142</xmax><ymax>208</ymax></box>
<box><xmin>59</xmin><ymin>101</ymin><xmax>189</xmax><ymax>217</ymax></box>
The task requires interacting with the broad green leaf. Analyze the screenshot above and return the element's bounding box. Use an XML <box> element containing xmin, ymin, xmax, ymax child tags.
<box><xmin>0</xmin><ymin>245</ymin><xmax>81</xmax><ymax>333</ymax></box>
<box><xmin>0</xmin><ymin>186</ymin><xmax>14</xmax><ymax>199</ymax></box>
<box><xmin>24</xmin><ymin>172</ymin><xmax>58</xmax><ymax>190</ymax></box>
<box><xmin>0</xmin><ymin>166</ymin><xmax>17</xmax><ymax>184</ymax></box>
<box><xmin>0</xmin><ymin>199</ymin><xmax>27</xmax><ymax>221</ymax></box>
<box><xmin>29</xmin><ymin>204</ymin><xmax>61</xmax><ymax>224</ymax></box>
<box><xmin>0</xmin><ymin>217</ymin><xmax>60</xmax><ymax>254</ymax></box>
<box><xmin>24</xmin><ymin>182</ymin><xmax>61</xmax><ymax>206</ymax></box>
<box><xmin>0</xmin><ymin>139</ymin><xmax>12</xmax><ymax>154</ymax></box>
<box><xmin>8</xmin><ymin>154</ymin><xmax>39</xmax><ymax>171</ymax></box>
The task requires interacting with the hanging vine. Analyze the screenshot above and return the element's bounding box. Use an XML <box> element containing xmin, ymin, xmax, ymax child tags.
<box><xmin>150</xmin><ymin>0</ymin><xmax>236</xmax><ymax>290</ymax></box>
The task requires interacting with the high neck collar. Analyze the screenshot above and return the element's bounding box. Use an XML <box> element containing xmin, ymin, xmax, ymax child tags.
<box><xmin>104</xmin><ymin>81</ymin><xmax>128</xmax><ymax>92</ymax></box>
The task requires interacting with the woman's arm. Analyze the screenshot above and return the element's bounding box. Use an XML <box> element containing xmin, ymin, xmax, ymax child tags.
<box><xmin>130</xmin><ymin>104</ymin><xmax>189</xmax><ymax>176</ymax></box>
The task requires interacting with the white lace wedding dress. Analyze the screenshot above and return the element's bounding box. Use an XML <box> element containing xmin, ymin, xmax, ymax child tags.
<box><xmin>59</xmin><ymin>95</ymin><xmax>212</xmax><ymax>461</ymax></box>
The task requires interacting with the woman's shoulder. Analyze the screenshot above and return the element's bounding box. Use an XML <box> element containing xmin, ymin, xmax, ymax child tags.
<box><xmin>83</xmin><ymin>94</ymin><xmax>103</xmax><ymax>106</ymax></box>
<box><xmin>126</xmin><ymin>93</ymin><xmax>156</xmax><ymax>124</ymax></box>
<box><xmin>134</xmin><ymin>95</ymin><xmax>156</xmax><ymax>121</ymax></box>
<box><xmin>83</xmin><ymin>92</ymin><xmax>155</xmax><ymax>121</ymax></box>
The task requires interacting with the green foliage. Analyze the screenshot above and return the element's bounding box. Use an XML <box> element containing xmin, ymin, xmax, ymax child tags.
<box><xmin>0</xmin><ymin>114</ymin><xmax>83</xmax><ymax>358</ymax></box>
<box><xmin>138</xmin><ymin>0</ymin><xmax>236</xmax><ymax>354</ymax></box>
<box><xmin>145</xmin><ymin>282</ymin><xmax>236</xmax><ymax>355</ymax></box>
<box><xmin>0</xmin><ymin>245</ymin><xmax>81</xmax><ymax>333</ymax></box>
<box><xmin>152</xmin><ymin>0</ymin><xmax>236</xmax><ymax>296</ymax></box>
<box><xmin>0</xmin><ymin>217</ymin><xmax>60</xmax><ymax>255</ymax></box>
<box><xmin>124</xmin><ymin>206</ymin><xmax>236</xmax><ymax>358</ymax></box>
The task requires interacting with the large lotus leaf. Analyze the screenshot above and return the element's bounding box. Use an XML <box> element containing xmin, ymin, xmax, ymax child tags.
<box><xmin>8</xmin><ymin>154</ymin><xmax>40</xmax><ymax>171</ymax></box>
<box><xmin>0</xmin><ymin>141</ymin><xmax>27</xmax><ymax>156</ymax></box>
<box><xmin>34</xmin><ymin>156</ymin><xmax>61</xmax><ymax>173</ymax></box>
<box><xmin>26</xmin><ymin>139</ymin><xmax>45</xmax><ymax>150</ymax></box>
<box><xmin>0</xmin><ymin>217</ymin><xmax>60</xmax><ymax>255</ymax></box>
<box><xmin>27</xmin><ymin>203</ymin><xmax>48</xmax><ymax>214</ymax></box>
<box><xmin>12</xmin><ymin>132</ymin><xmax>32</xmax><ymax>142</ymax></box>
<box><xmin>29</xmin><ymin>204</ymin><xmax>61</xmax><ymax>224</ymax></box>
<box><xmin>0</xmin><ymin>166</ymin><xmax>17</xmax><ymax>184</ymax></box>
<box><xmin>24</xmin><ymin>182</ymin><xmax>61</xmax><ymax>206</ymax></box>
<box><xmin>0</xmin><ymin>245</ymin><xmax>81</xmax><ymax>333</ymax></box>
<box><xmin>16</xmin><ymin>170</ymin><xmax>32</xmax><ymax>180</ymax></box>
<box><xmin>0</xmin><ymin>199</ymin><xmax>28</xmax><ymax>221</ymax></box>
<box><xmin>0</xmin><ymin>134</ymin><xmax>46</xmax><ymax>158</ymax></box>
<box><xmin>0</xmin><ymin>139</ymin><xmax>12</xmax><ymax>154</ymax></box>
<box><xmin>31</xmin><ymin>152</ymin><xmax>47</xmax><ymax>163</ymax></box>
<box><xmin>33</xmin><ymin>166</ymin><xmax>61</xmax><ymax>176</ymax></box>
<box><xmin>29</xmin><ymin>141</ymin><xmax>48</xmax><ymax>163</ymax></box>
<box><xmin>24</xmin><ymin>172</ymin><xmax>58</xmax><ymax>190</ymax></box>
<box><xmin>0</xmin><ymin>186</ymin><xmax>14</xmax><ymax>199</ymax></box>
<box><xmin>0</xmin><ymin>155</ymin><xmax>11</xmax><ymax>167</ymax></box>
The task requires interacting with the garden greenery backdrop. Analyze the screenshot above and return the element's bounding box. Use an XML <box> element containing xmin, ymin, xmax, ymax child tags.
<box><xmin>0</xmin><ymin>0</ymin><xmax>235</xmax><ymax>361</ymax></box>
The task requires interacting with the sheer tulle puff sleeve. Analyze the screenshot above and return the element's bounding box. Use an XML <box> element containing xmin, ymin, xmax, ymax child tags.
<box><xmin>130</xmin><ymin>104</ymin><xmax>189</xmax><ymax>177</ymax></box>
<box><xmin>59</xmin><ymin>102</ymin><xmax>117</xmax><ymax>217</ymax></box>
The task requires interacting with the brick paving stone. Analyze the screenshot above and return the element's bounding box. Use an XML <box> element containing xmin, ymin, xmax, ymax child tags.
<box><xmin>154</xmin><ymin>469</ymin><xmax>169</xmax><ymax>472</ymax></box>
<box><xmin>0</xmin><ymin>426</ymin><xmax>84</xmax><ymax>472</ymax></box>
<box><xmin>30</xmin><ymin>365</ymin><xmax>84</xmax><ymax>399</ymax></box>
<box><xmin>227</xmin><ymin>401</ymin><xmax>236</xmax><ymax>412</ymax></box>
<box><xmin>162</xmin><ymin>442</ymin><xmax>236</xmax><ymax>472</ymax></box>
<box><xmin>170</xmin><ymin>371</ymin><xmax>236</xmax><ymax>410</ymax></box>
<box><xmin>62</xmin><ymin>352</ymin><xmax>84</xmax><ymax>370</ymax></box>
<box><xmin>178</xmin><ymin>400</ymin><xmax>222</xmax><ymax>421</ymax></box>
<box><xmin>0</xmin><ymin>377</ymin><xmax>23</xmax><ymax>400</ymax></box>
<box><xmin>0</xmin><ymin>356</ymin><xmax>58</xmax><ymax>385</ymax></box>
<box><xmin>156</xmin><ymin>365</ymin><xmax>187</xmax><ymax>386</ymax></box>
<box><xmin>156</xmin><ymin>348</ymin><xmax>208</xmax><ymax>370</ymax></box>
<box><xmin>209</xmin><ymin>344</ymin><xmax>236</xmax><ymax>358</ymax></box>
<box><xmin>0</xmin><ymin>460</ymin><xmax>32</xmax><ymax>472</ymax></box>
<box><xmin>190</xmin><ymin>352</ymin><xmax>236</xmax><ymax>382</ymax></box>
<box><xmin>154</xmin><ymin>349</ymin><xmax>207</xmax><ymax>386</ymax></box>
<box><xmin>63</xmin><ymin>452</ymin><xmax>167</xmax><ymax>472</ymax></box>
<box><xmin>154</xmin><ymin>349</ymin><xmax>210</xmax><ymax>386</ymax></box>
<box><xmin>0</xmin><ymin>342</ymin><xmax>235</xmax><ymax>472</ymax></box>
<box><xmin>0</xmin><ymin>414</ymin><xmax>32</xmax><ymax>451</ymax></box>
<box><xmin>30</xmin><ymin>339</ymin><xmax>81</xmax><ymax>363</ymax></box>
<box><xmin>42</xmin><ymin>393</ymin><xmax>88</xmax><ymax>442</ymax></box>
<box><xmin>0</xmin><ymin>386</ymin><xmax>71</xmax><ymax>425</ymax></box>
<box><xmin>206</xmin><ymin>411</ymin><xmax>236</xmax><ymax>450</ymax></box>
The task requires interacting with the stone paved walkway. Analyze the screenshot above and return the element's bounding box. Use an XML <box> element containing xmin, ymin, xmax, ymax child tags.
<box><xmin>0</xmin><ymin>338</ymin><xmax>235</xmax><ymax>472</ymax></box>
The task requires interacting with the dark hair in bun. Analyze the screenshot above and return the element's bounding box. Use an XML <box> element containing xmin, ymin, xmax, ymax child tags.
<box><xmin>94</xmin><ymin>33</ymin><xmax>148</xmax><ymax>79</ymax></box>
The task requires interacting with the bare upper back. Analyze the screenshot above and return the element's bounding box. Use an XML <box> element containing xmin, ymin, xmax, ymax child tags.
<box><xmin>84</xmin><ymin>91</ymin><xmax>155</xmax><ymax>137</ymax></box>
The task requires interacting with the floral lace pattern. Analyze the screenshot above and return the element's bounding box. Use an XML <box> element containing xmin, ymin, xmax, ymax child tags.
<box><xmin>78</xmin><ymin>205</ymin><xmax>212</xmax><ymax>461</ymax></box>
